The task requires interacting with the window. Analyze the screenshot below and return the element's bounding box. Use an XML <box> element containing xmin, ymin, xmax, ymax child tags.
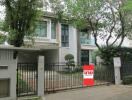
<box><xmin>51</xmin><ymin>22</ymin><xmax>56</xmax><ymax>39</ymax></box>
<box><xmin>61</xmin><ymin>24</ymin><xmax>69</xmax><ymax>47</ymax></box>
<box><xmin>81</xmin><ymin>50</ymin><xmax>89</xmax><ymax>65</ymax></box>
<box><xmin>35</xmin><ymin>21</ymin><xmax>47</xmax><ymax>37</ymax></box>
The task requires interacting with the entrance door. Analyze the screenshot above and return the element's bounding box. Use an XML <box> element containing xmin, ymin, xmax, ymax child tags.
<box><xmin>81</xmin><ymin>50</ymin><xmax>89</xmax><ymax>65</ymax></box>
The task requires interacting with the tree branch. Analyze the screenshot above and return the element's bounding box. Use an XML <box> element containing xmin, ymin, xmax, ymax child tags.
<box><xmin>106</xmin><ymin>3</ymin><xmax>116</xmax><ymax>46</ymax></box>
<box><xmin>87</xmin><ymin>17</ymin><xmax>101</xmax><ymax>50</ymax></box>
<box><xmin>110</xmin><ymin>34</ymin><xmax>121</xmax><ymax>46</ymax></box>
<box><xmin>118</xmin><ymin>7</ymin><xmax>125</xmax><ymax>47</ymax></box>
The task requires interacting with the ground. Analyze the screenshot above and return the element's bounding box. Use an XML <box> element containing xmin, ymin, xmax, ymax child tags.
<box><xmin>45</xmin><ymin>85</ymin><xmax>132</xmax><ymax>100</ymax></box>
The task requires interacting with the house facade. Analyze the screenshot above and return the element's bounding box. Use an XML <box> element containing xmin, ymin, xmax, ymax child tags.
<box><xmin>17</xmin><ymin>13</ymin><xmax>97</xmax><ymax>64</ymax></box>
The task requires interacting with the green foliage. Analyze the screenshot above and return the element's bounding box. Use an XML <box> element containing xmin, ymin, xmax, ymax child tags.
<box><xmin>0</xmin><ymin>34</ymin><xmax>6</xmax><ymax>44</ymax></box>
<box><xmin>65</xmin><ymin>54</ymin><xmax>74</xmax><ymax>60</ymax></box>
<box><xmin>3</xmin><ymin>0</ymin><xmax>42</xmax><ymax>47</ymax></box>
<box><xmin>97</xmin><ymin>46</ymin><xmax>132</xmax><ymax>66</ymax></box>
<box><xmin>97</xmin><ymin>46</ymin><xmax>120</xmax><ymax>65</ymax></box>
<box><xmin>48</xmin><ymin>0</ymin><xmax>66</xmax><ymax>22</ymax></box>
<box><xmin>55</xmin><ymin>0</ymin><xmax>132</xmax><ymax>51</ymax></box>
<box><xmin>65</xmin><ymin>54</ymin><xmax>75</xmax><ymax>66</ymax></box>
<box><xmin>122</xmin><ymin>75</ymin><xmax>132</xmax><ymax>85</ymax></box>
<box><xmin>17</xmin><ymin>73</ymin><xmax>31</xmax><ymax>93</ymax></box>
<box><xmin>66</xmin><ymin>0</ymin><xmax>104</xmax><ymax>30</ymax></box>
<box><xmin>91</xmin><ymin>50</ymin><xmax>97</xmax><ymax>64</ymax></box>
<box><xmin>123</xmin><ymin>0</ymin><xmax>132</xmax><ymax>11</ymax></box>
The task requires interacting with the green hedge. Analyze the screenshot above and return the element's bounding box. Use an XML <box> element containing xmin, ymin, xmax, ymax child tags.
<box><xmin>0</xmin><ymin>34</ymin><xmax>6</xmax><ymax>44</ymax></box>
<box><xmin>96</xmin><ymin>46</ymin><xmax>132</xmax><ymax>66</ymax></box>
<box><xmin>122</xmin><ymin>75</ymin><xmax>132</xmax><ymax>85</ymax></box>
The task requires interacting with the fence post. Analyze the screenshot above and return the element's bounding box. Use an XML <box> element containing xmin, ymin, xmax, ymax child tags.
<box><xmin>38</xmin><ymin>56</ymin><xmax>44</xmax><ymax>97</ymax></box>
<box><xmin>113</xmin><ymin>57</ymin><xmax>122</xmax><ymax>85</ymax></box>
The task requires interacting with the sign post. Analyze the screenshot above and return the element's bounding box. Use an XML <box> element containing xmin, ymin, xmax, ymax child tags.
<box><xmin>83</xmin><ymin>64</ymin><xmax>94</xmax><ymax>86</ymax></box>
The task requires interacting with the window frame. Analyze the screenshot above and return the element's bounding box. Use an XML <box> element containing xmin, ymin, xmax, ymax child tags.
<box><xmin>61</xmin><ymin>24</ymin><xmax>69</xmax><ymax>47</ymax></box>
<box><xmin>35</xmin><ymin>21</ymin><xmax>48</xmax><ymax>39</ymax></box>
<box><xmin>51</xmin><ymin>22</ymin><xmax>57</xmax><ymax>39</ymax></box>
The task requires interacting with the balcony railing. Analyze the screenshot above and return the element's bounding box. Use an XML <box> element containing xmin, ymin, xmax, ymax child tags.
<box><xmin>80</xmin><ymin>37</ymin><xmax>95</xmax><ymax>45</ymax></box>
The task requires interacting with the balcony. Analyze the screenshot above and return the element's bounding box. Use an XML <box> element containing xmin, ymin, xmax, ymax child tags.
<box><xmin>80</xmin><ymin>37</ymin><xmax>95</xmax><ymax>45</ymax></box>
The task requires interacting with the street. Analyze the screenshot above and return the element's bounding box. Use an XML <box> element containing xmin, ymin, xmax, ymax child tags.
<box><xmin>45</xmin><ymin>85</ymin><xmax>132</xmax><ymax>100</ymax></box>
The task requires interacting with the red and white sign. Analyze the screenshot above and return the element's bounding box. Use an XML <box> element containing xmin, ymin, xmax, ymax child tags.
<box><xmin>83</xmin><ymin>64</ymin><xmax>94</xmax><ymax>86</ymax></box>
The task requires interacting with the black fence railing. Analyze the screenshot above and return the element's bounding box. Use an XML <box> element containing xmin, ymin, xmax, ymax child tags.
<box><xmin>94</xmin><ymin>66</ymin><xmax>115</xmax><ymax>83</ymax></box>
<box><xmin>121</xmin><ymin>62</ymin><xmax>132</xmax><ymax>79</ymax></box>
<box><xmin>17</xmin><ymin>63</ymin><xmax>38</xmax><ymax>97</ymax></box>
<box><xmin>44</xmin><ymin>63</ymin><xmax>83</xmax><ymax>93</ymax></box>
<box><xmin>44</xmin><ymin>63</ymin><xmax>114</xmax><ymax>93</ymax></box>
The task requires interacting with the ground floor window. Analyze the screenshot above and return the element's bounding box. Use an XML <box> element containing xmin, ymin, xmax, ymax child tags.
<box><xmin>81</xmin><ymin>50</ymin><xmax>89</xmax><ymax>65</ymax></box>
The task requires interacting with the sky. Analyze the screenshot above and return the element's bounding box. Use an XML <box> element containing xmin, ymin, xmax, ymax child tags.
<box><xmin>0</xmin><ymin>6</ymin><xmax>5</xmax><ymax>20</ymax></box>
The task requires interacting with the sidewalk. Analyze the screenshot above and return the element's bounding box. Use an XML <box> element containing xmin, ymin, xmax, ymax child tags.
<box><xmin>45</xmin><ymin>85</ymin><xmax>132</xmax><ymax>100</ymax></box>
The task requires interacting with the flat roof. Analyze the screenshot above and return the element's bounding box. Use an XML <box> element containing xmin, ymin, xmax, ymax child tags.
<box><xmin>0</xmin><ymin>45</ymin><xmax>40</xmax><ymax>51</ymax></box>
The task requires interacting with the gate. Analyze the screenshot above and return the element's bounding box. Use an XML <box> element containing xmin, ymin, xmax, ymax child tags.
<box><xmin>44</xmin><ymin>63</ymin><xmax>83</xmax><ymax>93</ymax></box>
<box><xmin>17</xmin><ymin>63</ymin><xmax>38</xmax><ymax>97</ymax></box>
<box><xmin>44</xmin><ymin>63</ymin><xmax>114</xmax><ymax>93</ymax></box>
<box><xmin>121</xmin><ymin>62</ymin><xmax>132</xmax><ymax>79</ymax></box>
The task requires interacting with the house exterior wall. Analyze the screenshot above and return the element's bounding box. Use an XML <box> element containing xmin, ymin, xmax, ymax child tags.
<box><xmin>22</xmin><ymin>16</ymin><xmax>96</xmax><ymax>64</ymax></box>
<box><xmin>59</xmin><ymin>25</ymin><xmax>78</xmax><ymax>63</ymax></box>
<box><xmin>0</xmin><ymin>49</ymin><xmax>17</xmax><ymax>100</ymax></box>
<box><xmin>42</xmin><ymin>50</ymin><xmax>59</xmax><ymax>63</ymax></box>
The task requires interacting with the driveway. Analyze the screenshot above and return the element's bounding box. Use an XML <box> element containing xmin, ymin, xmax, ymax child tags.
<box><xmin>45</xmin><ymin>85</ymin><xmax>132</xmax><ymax>100</ymax></box>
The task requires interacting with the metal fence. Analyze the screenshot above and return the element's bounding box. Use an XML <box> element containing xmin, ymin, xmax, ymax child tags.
<box><xmin>44</xmin><ymin>63</ymin><xmax>83</xmax><ymax>93</ymax></box>
<box><xmin>44</xmin><ymin>63</ymin><xmax>114</xmax><ymax>93</ymax></box>
<box><xmin>121</xmin><ymin>62</ymin><xmax>132</xmax><ymax>79</ymax></box>
<box><xmin>17</xmin><ymin>63</ymin><xmax>38</xmax><ymax>97</ymax></box>
<box><xmin>94</xmin><ymin>65</ymin><xmax>115</xmax><ymax>83</ymax></box>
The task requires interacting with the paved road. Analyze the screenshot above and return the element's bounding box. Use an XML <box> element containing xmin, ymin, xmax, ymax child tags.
<box><xmin>45</xmin><ymin>85</ymin><xmax>132</xmax><ymax>100</ymax></box>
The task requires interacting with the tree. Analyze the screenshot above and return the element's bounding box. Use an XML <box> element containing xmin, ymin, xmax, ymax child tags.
<box><xmin>0</xmin><ymin>33</ymin><xmax>6</xmax><ymax>44</ymax></box>
<box><xmin>65</xmin><ymin>54</ymin><xmax>75</xmax><ymax>66</ymax></box>
<box><xmin>0</xmin><ymin>0</ymin><xmax>42</xmax><ymax>47</ymax></box>
<box><xmin>49</xmin><ymin>0</ymin><xmax>132</xmax><ymax>50</ymax></box>
<box><xmin>66</xmin><ymin>0</ymin><xmax>132</xmax><ymax>50</ymax></box>
<box><xmin>50</xmin><ymin>0</ymin><xmax>132</xmax><ymax>65</ymax></box>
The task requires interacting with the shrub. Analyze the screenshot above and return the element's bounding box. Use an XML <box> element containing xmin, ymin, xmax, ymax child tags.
<box><xmin>97</xmin><ymin>46</ymin><xmax>120</xmax><ymax>66</ymax></box>
<box><xmin>17</xmin><ymin>73</ymin><xmax>31</xmax><ymax>93</ymax></box>
<box><xmin>97</xmin><ymin>46</ymin><xmax>132</xmax><ymax>66</ymax></box>
<box><xmin>65</xmin><ymin>54</ymin><xmax>75</xmax><ymax>66</ymax></box>
<box><xmin>122</xmin><ymin>75</ymin><xmax>132</xmax><ymax>85</ymax></box>
<box><xmin>0</xmin><ymin>34</ymin><xmax>6</xmax><ymax>44</ymax></box>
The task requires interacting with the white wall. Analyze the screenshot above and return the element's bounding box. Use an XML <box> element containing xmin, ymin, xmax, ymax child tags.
<box><xmin>59</xmin><ymin>25</ymin><xmax>78</xmax><ymax>62</ymax></box>
<box><xmin>43</xmin><ymin>50</ymin><xmax>59</xmax><ymax>63</ymax></box>
<box><xmin>0</xmin><ymin>49</ymin><xmax>17</xmax><ymax>100</ymax></box>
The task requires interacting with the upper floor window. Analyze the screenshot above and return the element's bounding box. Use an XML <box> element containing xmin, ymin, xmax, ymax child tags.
<box><xmin>61</xmin><ymin>24</ymin><xmax>69</xmax><ymax>47</ymax></box>
<box><xmin>51</xmin><ymin>22</ymin><xmax>56</xmax><ymax>39</ymax></box>
<box><xmin>80</xmin><ymin>32</ymin><xmax>90</xmax><ymax>39</ymax></box>
<box><xmin>35</xmin><ymin>21</ymin><xmax>47</xmax><ymax>37</ymax></box>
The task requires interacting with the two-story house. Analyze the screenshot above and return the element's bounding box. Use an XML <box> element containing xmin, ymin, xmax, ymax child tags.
<box><xmin>17</xmin><ymin>12</ymin><xmax>97</xmax><ymax>65</ymax></box>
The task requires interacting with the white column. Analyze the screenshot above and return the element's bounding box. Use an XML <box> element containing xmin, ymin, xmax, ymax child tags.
<box><xmin>114</xmin><ymin>67</ymin><xmax>121</xmax><ymax>85</ymax></box>
<box><xmin>113</xmin><ymin>57</ymin><xmax>122</xmax><ymax>85</ymax></box>
<box><xmin>10</xmin><ymin>60</ymin><xmax>17</xmax><ymax>100</ymax></box>
<box><xmin>38</xmin><ymin>56</ymin><xmax>44</xmax><ymax>97</ymax></box>
<box><xmin>89</xmin><ymin>50</ymin><xmax>92</xmax><ymax>64</ymax></box>
<box><xmin>47</xmin><ymin>20</ymin><xmax>51</xmax><ymax>40</ymax></box>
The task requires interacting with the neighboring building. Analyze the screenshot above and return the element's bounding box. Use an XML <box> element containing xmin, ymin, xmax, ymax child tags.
<box><xmin>17</xmin><ymin>12</ymin><xmax>97</xmax><ymax>64</ymax></box>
